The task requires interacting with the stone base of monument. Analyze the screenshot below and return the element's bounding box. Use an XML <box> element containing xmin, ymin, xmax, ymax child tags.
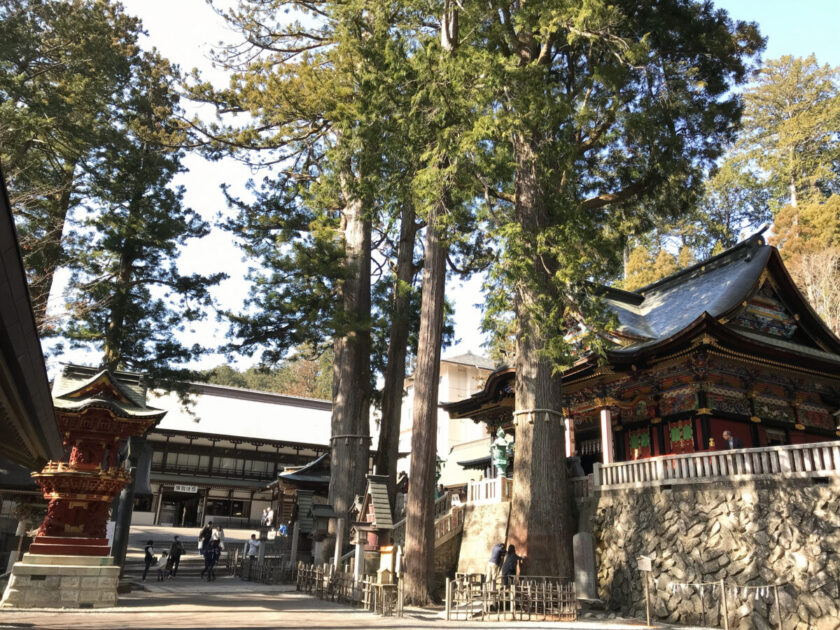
<box><xmin>0</xmin><ymin>553</ymin><xmax>119</xmax><ymax>609</ymax></box>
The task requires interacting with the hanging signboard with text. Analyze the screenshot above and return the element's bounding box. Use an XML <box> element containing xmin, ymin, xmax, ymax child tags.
<box><xmin>173</xmin><ymin>484</ymin><xmax>198</xmax><ymax>493</ymax></box>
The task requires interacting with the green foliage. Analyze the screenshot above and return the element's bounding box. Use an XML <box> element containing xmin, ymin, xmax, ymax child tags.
<box><xmin>475</xmin><ymin>0</ymin><xmax>764</xmax><ymax>366</ymax></box>
<box><xmin>739</xmin><ymin>55</ymin><xmax>840</xmax><ymax>209</ymax></box>
<box><xmin>0</xmin><ymin>0</ymin><xmax>144</xmax><ymax>327</ymax></box>
<box><xmin>204</xmin><ymin>347</ymin><xmax>333</xmax><ymax>400</ymax></box>
<box><xmin>56</xmin><ymin>49</ymin><xmax>224</xmax><ymax>388</ymax></box>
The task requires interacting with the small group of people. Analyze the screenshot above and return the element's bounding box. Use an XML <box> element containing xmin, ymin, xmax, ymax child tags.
<box><xmin>198</xmin><ymin>520</ymin><xmax>225</xmax><ymax>581</ymax></box>
<box><xmin>486</xmin><ymin>542</ymin><xmax>525</xmax><ymax>586</ymax></box>
<box><xmin>260</xmin><ymin>507</ymin><xmax>275</xmax><ymax>528</ymax></box>
<box><xmin>142</xmin><ymin>535</ymin><xmax>185</xmax><ymax>581</ymax></box>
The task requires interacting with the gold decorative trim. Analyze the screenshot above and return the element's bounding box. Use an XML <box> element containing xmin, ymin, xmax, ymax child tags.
<box><xmin>750</xmin><ymin>416</ymin><xmax>761</xmax><ymax>423</ymax></box>
<box><xmin>651</xmin><ymin>417</ymin><xmax>662</xmax><ymax>425</ymax></box>
<box><xmin>794</xmin><ymin>423</ymin><xmax>805</xmax><ymax>431</ymax></box>
<box><xmin>697</xmin><ymin>408</ymin><xmax>713</xmax><ymax>415</ymax></box>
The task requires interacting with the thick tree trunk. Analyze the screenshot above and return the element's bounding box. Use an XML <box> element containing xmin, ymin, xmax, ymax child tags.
<box><xmin>103</xmin><ymin>247</ymin><xmax>135</xmax><ymax>372</ymax></box>
<box><xmin>508</xmin><ymin>137</ymin><xmax>574</xmax><ymax>578</ymax></box>
<box><xmin>328</xmin><ymin>190</ymin><xmax>372</xmax><ymax>542</ymax></box>
<box><xmin>26</xmin><ymin>161</ymin><xmax>77</xmax><ymax>332</ymax></box>
<box><xmin>375</xmin><ymin>201</ymin><xmax>418</xmax><ymax>502</ymax></box>
<box><xmin>404</xmin><ymin>202</ymin><xmax>448</xmax><ymax>605</ymax></box>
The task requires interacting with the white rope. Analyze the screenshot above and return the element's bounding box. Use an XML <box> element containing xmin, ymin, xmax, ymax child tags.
<box><xmin>512</xmin><ymin>408</ymin><xmax>566</xmax><ymax>424</ymax></box>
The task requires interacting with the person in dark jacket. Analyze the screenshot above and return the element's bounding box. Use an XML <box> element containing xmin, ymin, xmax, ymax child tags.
<box><xmin>198</xmin><ymin>521</ymin><xmax>213</xmax><ymax>555</ymax></box>
<box><xmin>722</xmin><ymin>430</ymin><xmax>744</xmax><ymax>449</ymax></box>
<box><xmin>501</xmin><ymin>544</ymin><xmax>524</xmax><ymax>586</ymax></box>
<box><xmin>486</xmin><ymin>542</ymin><xmax>506</xmax><ymax>583</ymax></box>
<box><xmin>202</xmin><ymin>537</ymin><xmax>221</xmax><ymax>581</ymax></box>
<box><xmin>169</xmin><ymin>535</ymin><xmax>185</xmax><ymax>577</ymax></box>
<box><xmin>142</xmin><ymin>540</ymin><xmax>155</xmax><ymax>581</ymax></box>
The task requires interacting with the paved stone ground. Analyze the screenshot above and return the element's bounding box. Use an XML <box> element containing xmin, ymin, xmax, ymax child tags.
<box><xmin>0</xmin><ymin>576</ymin><xmax>714</xmax><ymax>630</ymax></box>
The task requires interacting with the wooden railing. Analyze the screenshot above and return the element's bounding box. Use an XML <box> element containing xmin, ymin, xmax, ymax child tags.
<box><xmin>594</xmin><ymin>440</ymin><xmax>840</xmax><ymax>489</ymax></box>
<box><xmin>391</xmin><ymin>492</ymin><xmax>455</xmax><ymax>546</ymax></box>
<box><xmin>467</xmin><ymin>476</ymin><xmax>513</xmax><ymax>505</ymax></box>
<box><xmin>434</xmin><ymin>506</ymin><xmax>465</xmax><ymax>546</ymax></box>
<box><xmin>570</xmin><ymin>475</ymin><xmax>593</xmax><ymax>499</ymax></box>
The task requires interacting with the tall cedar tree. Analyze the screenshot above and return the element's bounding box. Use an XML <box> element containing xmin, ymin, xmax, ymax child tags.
<box><xmin>738</xmin><ymin>55</ymin><xmax>840</xmax><ymax>210</ymax></box>
<box><xmin>60</xmin><ymin>51</ymin><xmax>224</xmax><ymax>385</ymax></box>
<box><xmin>193</xmin><ymin>2</ymin><xmax>425</xmax><ymax>540</ymax></box>
<box><xmin>0</xmin><ymin>0</ymin><xmax>143</xmax><ymax>330</ymax></box>
<box><xmin>402</xmin><ymin>2</ymin><xmax>491</xmax><ymax>603</ymax></box>
<box><xmin>471</xmin><ymin>1</ymin><xmax>763</xmax><ymax>576</ymax></box>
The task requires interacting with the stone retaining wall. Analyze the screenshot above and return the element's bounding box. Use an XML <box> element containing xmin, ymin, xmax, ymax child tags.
<box><xmin>592</xmin><ymin>478</ymin><xmax>840</xmax><ymax>630</ymax></box>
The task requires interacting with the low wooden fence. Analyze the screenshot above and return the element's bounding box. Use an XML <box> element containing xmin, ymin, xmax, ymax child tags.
<box><xmin>445</xmin><ymin>574</ymin><xmax>576</xmax><ymax>622</ymax></box>
<box><xmin>228</xmin><ymin>550</ymin><xmax>296</xmax><ymax>584</ymax></box>
<box><xmin>296</xmin><ymin>563</ymin><xmax>403</xmax><ymax>617</ymax></box>
<box><xmin>595</xmin><ymin>440</ymin><xmax>840</xmax><ymax>489</ymax></box>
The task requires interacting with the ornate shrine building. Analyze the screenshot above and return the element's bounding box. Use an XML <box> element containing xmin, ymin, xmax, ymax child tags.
<box><xmin>443</xmin><ymin>234</ymin><xmax>840</xmax><ymax>472</ymax></box>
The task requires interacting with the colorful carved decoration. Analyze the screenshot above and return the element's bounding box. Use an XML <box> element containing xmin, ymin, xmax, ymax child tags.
<box><xmin>659</xmin><ymin>387</ymin><xmax>698</xmax><ymax>416</ymax></box>
<box><xmin>734</xmin><ymin>288</ymin><xmax>797</xmax><ymax>338</ymax></box>
<box><xmin>798</xmin><ymin>404</ymin><xmax>835</xmax><ymax>431</ymax></box>
<box><xmin>753</xmin><ymin>397</ymin><xmax>793</xmax><ymax>422</ymax></box>
<box><xmin>29</xmin><ymin>370</ymin><xmax>164</xmax><ymax>556</ymax></box>
<box><xmin>668</xmin><ymin>420</ymin><xmax>694</xmax><ymax>454</ymax></box>
<box><xmin>708</xmin><ymin>387</ymin><xmax>751</xmax><ymax>416</ymax></box>
<box><xmin>628</xmin><ymin>428</ymin><xmax>652</xmax><ymax>459</ymax></box>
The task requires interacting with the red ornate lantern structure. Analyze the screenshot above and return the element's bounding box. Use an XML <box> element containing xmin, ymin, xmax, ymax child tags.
<box><xmin>28</xmin><ymin>367</ymin><xmax>165</xmax><ymax>556</ymax></box>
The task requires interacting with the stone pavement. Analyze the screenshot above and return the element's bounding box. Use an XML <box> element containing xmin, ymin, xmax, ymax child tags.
<box><xmin>0</xmin><ymin>576</ymin><xmax>713</xmax><ymax>630</ymax></box>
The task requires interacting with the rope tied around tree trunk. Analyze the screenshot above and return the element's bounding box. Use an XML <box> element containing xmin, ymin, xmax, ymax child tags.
<box><xmin>512</xmin><ymin>408</ymin><xmax>566</xmax><ymax>425</ymax></box>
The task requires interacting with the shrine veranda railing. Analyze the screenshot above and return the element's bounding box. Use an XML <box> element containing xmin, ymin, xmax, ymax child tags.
<box><xmin>467</xmin><ymin>476</ymin><xmax>513</xmax><ymax>505</ymax></box>
<box><xmin>445</xmin><ymin>574</ymin><xmax>576</xmax><ymax>622</ymax></box>
<box><xmin>594</xmin><ymin>440</ymin><xmax>840</xmax><ymax>489</ymax></box>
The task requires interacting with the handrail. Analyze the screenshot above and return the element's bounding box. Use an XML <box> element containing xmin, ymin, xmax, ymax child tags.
<box><xmin>594</xmin><ymin>440</ymin><xmax>840</xmax><ymax>489</ymax></box>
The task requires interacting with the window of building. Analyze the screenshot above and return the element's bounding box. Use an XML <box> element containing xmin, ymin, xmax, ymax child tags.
<box><xmin>766</xmin><ymin>428</ymin><xmax>787</xmax><ymax>446</ymax></box>
<box><xmin>152</xmin><ymin>450</ymin><xmax>163</xmax><ymax>466</ymax></box>
<box><xmin>133</xmin><ymin>495</ymin><xmax>153</xmax><ymax>511</ymax></box>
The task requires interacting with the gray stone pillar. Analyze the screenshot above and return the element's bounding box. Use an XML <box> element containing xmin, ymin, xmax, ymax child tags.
<box><xmin>354</xmin><ymin>541</ymin><xmax>363</xmax><ymax>581</ymax></box>
<box><xmin>333</xmin><ymin>517</ymin><xmax>345</xmax><ymax>568</ymax></box>
<box><xmin>573</xmin><ymin>532</ymin><xmax>598</xmax><ymax>600</ymax></box>
<box><xmin>289</xmin><ymin>521</ymin><xmax>300</xmax><ymax>567</ymax></box>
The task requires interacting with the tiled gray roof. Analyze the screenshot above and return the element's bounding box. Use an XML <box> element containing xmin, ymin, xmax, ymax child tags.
<box><xmin>442</xmin><ymin>351</ymin><xmax>496</xmax><ymax>371</ymax></box>
<box><xmin>605</xmin><ymin>237</ymin><xmax>771</xmax><ymax>352</ymax></box>
<box><xmin>366</xmin><ymin>474</ymin><xmax>393</xmax><ymax>529</ymax></box>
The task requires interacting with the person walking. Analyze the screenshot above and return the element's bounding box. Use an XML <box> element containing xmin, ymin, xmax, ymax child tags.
<box><xmin>156</xmin><ymin>551</ymin><xmax>171</xmax><ymax>581</ymax></box>
<box><xmin>168</xmin><ymin>535</ymin><xmax>185</xmax><ymax>577</ymax></box>
<box><xmin>244</xmin><ymin>533</ymin><xmax>260</xmax><ymax>580</ymax></box>
<box><xmin>142</xmin><ymin>540</ymin><xmax>156</xmax><ymax>581</ymax></box>
<box><xmin>501</xmin><ymin>544</ymin><xmax>524</xmax><ymax>586</ymax></box>
<box><xmin>203</xmin><ymin>536</ymin><xmax>221</xmax><ymax>581</ymax></box>
<box><xmin>198</xmin><ymin>520</ymin><xmax>213</xmax><ymax>555</ymax></box>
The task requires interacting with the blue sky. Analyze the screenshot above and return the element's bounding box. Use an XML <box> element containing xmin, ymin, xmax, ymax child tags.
<box><xmin>49</xmin><ymin>0</ymin><xmax>840</xmax><ymax>371</ymax></box>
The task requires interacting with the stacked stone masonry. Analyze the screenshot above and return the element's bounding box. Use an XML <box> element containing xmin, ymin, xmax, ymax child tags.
<box><xmin>591</xmin><ymin>478</ymin><xmax>840</xmax><ymax>630</ymax></box>
<box><xmin>1</xmin><ymin>554</ymin><xmax>119</xmax><ymax>609</ymax></box>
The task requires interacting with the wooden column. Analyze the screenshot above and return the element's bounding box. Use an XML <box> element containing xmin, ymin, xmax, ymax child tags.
<box><xmin>600</xmin><ymin>408</ymin><xmax>614</xmax><ymax>465</ymax></box>
<box><xmin>564</xmin><ymin>416</ymin><xmax>574</xmax><ymax>457</ymax></box>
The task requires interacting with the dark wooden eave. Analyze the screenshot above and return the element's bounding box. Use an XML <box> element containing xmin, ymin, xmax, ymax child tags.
<box><xmin>0</xmin><ymin>167</ymin><xmax>62</xmax><ymax>468</ymax></box>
